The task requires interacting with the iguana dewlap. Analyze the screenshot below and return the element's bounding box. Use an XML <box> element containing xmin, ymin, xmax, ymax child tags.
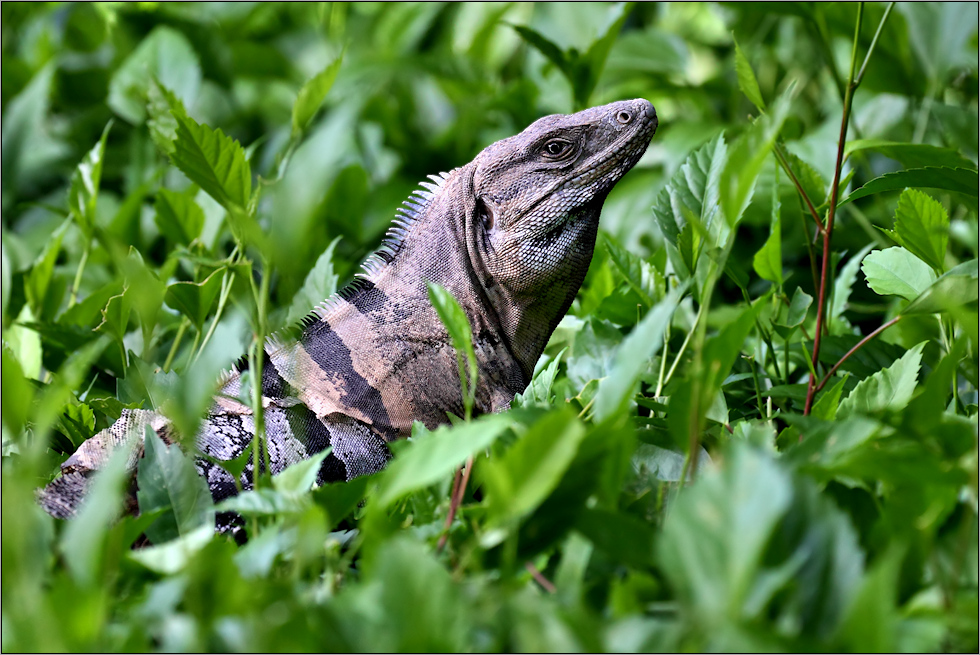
<box><xmin>38</xmin><ymin>99</ymin><xmax>658</xmax><ymax>523</ymax></box>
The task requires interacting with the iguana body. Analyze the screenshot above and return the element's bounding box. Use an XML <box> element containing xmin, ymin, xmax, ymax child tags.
<box><xmin>39</xmin><ymin>99</ymin><xmax>658</xmax><ymax>525</ymax></box>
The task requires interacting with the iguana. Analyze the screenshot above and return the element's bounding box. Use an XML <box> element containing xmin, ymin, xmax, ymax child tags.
<box><xmin>38</xmin><ymin>99</ymin><xmax>658</xmax><ymax>530</ymax></box>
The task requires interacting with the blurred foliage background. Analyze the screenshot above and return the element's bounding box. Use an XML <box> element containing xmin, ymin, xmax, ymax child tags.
<box><xmin>2</xmin><ymin>2</ymin><xmax>978</xmax><ymax>652</ymax></box>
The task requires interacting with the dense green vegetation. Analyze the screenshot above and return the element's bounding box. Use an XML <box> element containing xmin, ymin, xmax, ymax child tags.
<box><xmin>2</xmin><ymin>2</ymin><xmax>978</xmax><ymax>652</ymax></box>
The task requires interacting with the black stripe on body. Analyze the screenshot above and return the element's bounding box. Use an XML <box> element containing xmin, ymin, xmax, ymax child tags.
<box><xmin>301</xmin><ymin>319</ymin><xmax>392</xmax><ymax>429</ymax></box>
<box><xmin>345</xmin><ymin>278</ymin><xmax>389</xmax><ymax>315</ymax></box>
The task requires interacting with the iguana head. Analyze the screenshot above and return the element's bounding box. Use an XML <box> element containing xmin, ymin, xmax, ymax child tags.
<box><xmin>466</xmin><ymin>99</ymin><xmax>658</xmax><ymax>379</ymax></box>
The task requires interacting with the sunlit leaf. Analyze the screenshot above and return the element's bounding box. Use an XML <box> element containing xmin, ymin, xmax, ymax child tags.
<box><xmin>838</xmin><ymin>342</ymin><xmax>926</xmax><ymax>418</ymax></box>
<box><xmin>734</xmin><ymin>37</ymin><xmax>765</xmax><ymax>112</ymax></box>
<box><xmin>291</xmin><ymin>53</ymin><xmax>344</xmax><ymax>137</ymax></box>
<box><xmin>862</xmin><ymin>247</ymin><xmax>937</xmax><ymax>301</ymax></box>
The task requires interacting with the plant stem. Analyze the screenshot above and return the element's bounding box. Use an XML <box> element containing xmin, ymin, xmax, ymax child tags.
<box><xmin>804</xmin><ymin>3</ymin><xmax>865</xmax><ymax>416</ymax></box>
<box><xmin>814</xmin><ymin>315</ymin><xmax>900</xmax><ymax>395</ymax></box>
<box><xmin>67</xmin><ymin>243</ymin><xmax>90</xmax><ymax>308</ymax></box>
<box><xmin>163</xmin><ymin>318</ymin><xmax>189</xmax><ymax>372</ymax></box>
<box><xmin>438</xmin><ymin>456</ymin><xmax>473</xmax><ymax>553</ymax></box>
<box><xmin>659</xmin><ymin>300</ymin><xmax>704</xmax><ymax>394</ymax></box>
<box><xmin>524</xmin><ymin>562</ymin><xmax>556</xmax><ymax>593</ymax></box>
<box><xmin>194</xmin><ymin>268</ymin><xmax>234</xmax><ymax>363</ymax></box>
<box><xmin>774</xmin><ymin>144</ymin><xmax>824</xmax><ymax>235</ymax></box>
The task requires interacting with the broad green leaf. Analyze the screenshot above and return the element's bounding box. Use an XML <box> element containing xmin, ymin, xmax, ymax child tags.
<box><xmin>137</xmin><ymin>428</ymin><xmax>214</xmax><ymax>544</ymax></box>
<box><xmin>291</xmin><ymin>53</ymin><xmax>344</xmax><ymax>137</ymax></box>
<box><xmin>811</xmin><ymin>375</ymin><xmax>849</xmax><ymax>421</ymax></box>
<box><xmin>374</xmin><ymin>414</ymin><xmax>510</xmax><ymax>509</ymax></box>
<box><xmin>773</xmin><ymin>287</ymin><xmax>812</xmax><ymax>338</ymax></box>
<box><xmin>840</xmin><ymin>166</ymin><xmax>978</xmax><ymax>205</ymax></box>
<box><xmin>170</xmin><ymin>113</ymin><xmax>252</xmax><ymax>214</ymax></box>
<box><xmin>845</xmin><ymin>139</ymin><xmax>976</xmax><ymax>170</ymax></box>
<box><xmin>108</xmin><ymin>26</ymin><xmax>201</xmax><ymax>124</ymax></box>
<box><xmin>733</xmin><ymin>37</ymin><xmax>765</xmax><ymax>112</ymax></box>
<box><xmin>164</xmin><ymin>268</ymin><xmax>224</xmax><ymax>330</ymax></box>
<box><xmin>752</xmin><ymin>167</ymin><xmax>782</xmax><ymax>283</ymax></box>
<box><xmin>286</xmin><ymin>237</ymin><xmax>340</xmax><ymax>325</ymax></box>
<box><xmin>271</xmin><ymin>448</ymin><xmax>331</xmax><ymax>496</ymax></box>
<box><xmin>515</xmin><ymin>348</ymin><xmax>566</xmax><ymax>409</ymax></box>
<box><xmin>783</xmin><ymin>150</ymin><xmax>827</xmax><ymax>207</ymax></box>
<box><xmin>652</xmin><ymin>134</ymin><xmax>727</xmax><ymax>266</ymax></box>
<box><xmin>834</xmin><ymin>545</ymin><xmax>904</xmax><ymax>652</ymax></box>
<box><xmin>575</xmin><ymin>507</ymin><xmax>657</xmax><ymax>568</ymax></box>
<box><xmin>594</xmin><ymin>284</ymin><xmax>684</xmax><ymax>421</ymax></box>
<box><xmin>6</xmin><ymin>305</ymin><xmax>42</xmax><ymax>380</ymax></box>
<box><xmin>58</xmin><ymin>402</ymin><xmax>96</xmax><ymax>448</ymax></box>
<box><xmin>829</xmin><ymin>244</ymin><xmax>873</xmax><ymax>335</ymax></box>
<box><xmin>67</xmin><ymin>122</ymin><xmax>111</xmax><ymax>238</ymax></box>
<box><xmin>720</xmin><ymin>85</ymin><xmax>792</xmax><ymax>227</ymax></box>
<box><xmin>154</xmin><ymin>187</ymin><xmax>205</xmax><ymax>245</ymax></box>
<box><xmin>312</xmin><ymin>475</ymin><xmax>369</xmax><ymax>530</ymax></box>
<box><xmin>580</xmin><ymin>2</ymin><xmax>634</xmax><ymax>109</ymax></box>
<box><xmin>902</xmin><ymin>258</ymin><xmax>979</xmax><ymax>315</ymax></box>
<box><xmin>128</xmin><ymin>523</ymin><xmax>213</xmax><ymax>575</ymax></box>
<box><xmin>862</xmin><ymin>247</ymin><xmax>937</xmax><ymax>301</ymax></box>
<box><xmin>60</xmin><ymin>445</ymin><xmax>132</xmax><ymax>586</ymax></box>
<box><xmin>603</xmin><ymin>234</ymin><xmax>665</xmax><ymax>308</ymax></box>
<box><xmin>216</xmin><ymin>488</ymin><xmax>310</xmax><ymax>517</ymax></box>
<box><xmin>146</xmin><ymin>80</ymin><xmax>186</xmax><ymax>155</ymax></box>
<box><xmin>886</xmin><ymin>189</ymin><xmax>949</xmax><ymax>273</ymax></box>
<box><xmin>24</xmin><ymin>220</ymin><xmax>67</xmax><ymax>320</ymax></box>
<box><xmin>659</xmin><ymin>444</ymin><xmax>863</xmax><ymax>642</ymax></box>
<box><xmin>838</xmin><ymin>342</ymin><xmax>926</xmax><ymax>418</ymax></box>
<box><xmin>483</xmin><ymin>408</ymin><xmax>587</xmax><ymax>529</ymax></box>
<box><xmin>1</xmin><ymin>347</ymin><xmax>35</xmax><ymax>435</ymax></box>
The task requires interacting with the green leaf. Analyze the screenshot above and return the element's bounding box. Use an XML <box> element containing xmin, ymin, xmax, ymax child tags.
<box><xmin>285</xmin><ymin>237</ymin><xmax>340</xmax><ymax>325</ymax></box>
<box><xmin>575</xmin><ymin>507</ymin><xmax>657</xmax><ymax>568</ymax></box>
<box><xmin>216</xmin><ymin>488</ymin><xmax>310</xmax><ymax>517</ymax></box>
<box><xmin>271</xmin><ymin>448</ymin><xmax>331</xmax><ymax>496</ymax></box>
<box><xmin>719</xmin><ymin>85</ymin><xmax>792</xmax><ymax>227</ymax></box>
<box><xmin>594</xmin><ymin>284</ymin><xmax>684</xmax><ymax>421</ymax></box>
<box><xmin>312</xmin><ymin>475</ymin><xmax>369</xmax><ymax>530</ymax></box>
<box><xmin>170</xmin><ymin>113</ymin><xmax>252</xmax><ymax>215</ymax></box>
<box><xmin>783</xmin><ymin>150</ymin><xmax>827</xmax><ymax>207</ymax></box>
<box><xmin>67</xmin><ymin>122</ymin><xmax>111</xmax><ymax>238</ymax></box>
<box><xmin>752</xmin><ymin>168</ymin><xmax>782</xmax><ymax>284</ymax></box>
<box><xmin>137</xmin><ymin>427</ymin><xmax>214</xmax><ymax>544</ymax></box>
<box><xmin>811</xmin><ymin>375</ymin><xmax>849</xmax><ymax>421</ymax></box>
<box><xmin>838</xmin><ymin>342</ymin><xmax>926</xmax><ymax>418</ymax></box>
<box><xmin>603</xmin><ymin>234</ymin><xmax>665</xmax><ymax>308</ymax></box>
<box><xmin>902</xmin><ymin>258</ymin><xmax>979</xmax><ymax>315</ymax></box>
<box><xmin>845</xmin><ymin>139</ymin><xmax>976</xmax><ymax>170</ymax></box>
<box><xmin>60</xmin><ymin>445</ymin><xmax>132</xmax><ymax>586</ymax></box>
<box><xmin>164</xmin><ymin>268</ymin><xmax>224</xmax><ymax>331</ymax></box>
<box><xmin>862</xmin><ymin>247</ymin><xmax>937</xmax><ymax>302</ymax></box>
<box><xmin>127</xmin><ymin>523</ymin><xmax>213</xmax><ymax>575</ymax></box>
<box><xmin>579</xmin><ymin>2</ymin><xmax>634</xmax><ymax>109</ymax></box>
<box><xmin>154</xmin><ymin>187</ymin><xmax>205</xmax><ymax>245</ymax></box>
<box><xmin>515</xmin><ymin>348</ymin><xmax>566</xmax><ymax>409</ymax></box>
<box><xmin>146</xmin><ymin>80</ymin><xmax>186</xmax><ymax>155</ymax></box>
<box><xmin>829</xmin><ymin>244</ymin><xmax>873</xmax><ymax>335</ymax></box>
<box><xmin>483</xmin><ymin>408</ymin><xmax>587</xmax><ymax>530</ymax></box>
<box><xmin>374</xmin><ymin>414</ymin><xmax>510</xmax><ymax>509</ymax></box>
<box><xmin>840</xmin><ymin>167</ymin><xmax>979</xmax><ymax>205</ymax></box>
<box><xmin>652</xmin><ymin>134</ymin><xmax>727</xmax><ymax>267</ymax></box>
<box><xmin>773</xmin><ymin>287</ymin><xmax>812</xmax><ymax>338</ymax></box>
<box><xmin>427</xmin><ymin>282</ymin><xmax>478</xmax><ymax>417</ymax></box>
<box><xmin>733</xmin><ymin>37</ymin><xmax>765</xmax><ymax>112</ymax></box>
<box><xmin>24</xmin><ymin>220</ymin><xmax>67</xmax><ymax>321</ymax></box>
<box><xmin>107</xmin><ymin>26</ymin><xmax>201</xmax><ymax>124</ymax></box>
<box><xmin>291</xmin><ymin>53</ymin><xmax>344</xmax><ymax>137</ymax></box>
<box><xmin>888</xmin><ymin>189</ymin><xmax>949</xmax><ymax>273</ymax></box>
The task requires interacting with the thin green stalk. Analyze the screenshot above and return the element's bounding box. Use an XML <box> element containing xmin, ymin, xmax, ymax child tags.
<box><xmin>660</xmin><ymin>300</ymin><xmax>704</xmax><ymax>394</ymax></box>
<box><xmin>194</xmin><ymin>268</ymin><xmax>234</xmax><ymax>363</ymax></box>
<box><xmin>67</xmin><ymin>243</ymin><xmax>90</xmax><ymax>308</ymax></box>
<box><xmin>248</xmin><ymin>258</ymin><xmax>272</xmax><ymax>484</ymax></box>
<box><xmin>163</xmin><ymin>318</ymin><xmax>189</xmax><ymax>372</ymax></box>
<box><xmin>655</xmin><ymin>320</ymin><xmax>671</xmax><ymax>396</ymax></box>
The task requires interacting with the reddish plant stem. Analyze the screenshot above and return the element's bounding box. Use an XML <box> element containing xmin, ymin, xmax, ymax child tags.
<box><xmin>525</xmin><ymin>562</ymin><xmax>557</xmax><ymax>593</ymax></box>
<box><xmin>814</xmin><ymin>316</ymin><xmax>901</xmax><ymax>395</ymax></box>
<box><xmin>804</xmin><ymin>3</ymin><xmax>864</xmax><ymax>416</ymax></box>
<box><xmin>437</xmin><ymin>456</ymin><xmax>474</xmax><ymax>552</ymax></box>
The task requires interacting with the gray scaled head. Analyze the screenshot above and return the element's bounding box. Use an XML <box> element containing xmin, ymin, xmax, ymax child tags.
<box><xmin>465</xmin><ymin>99</ymin><xmax>658</xmax><ymax>378</ymax></box>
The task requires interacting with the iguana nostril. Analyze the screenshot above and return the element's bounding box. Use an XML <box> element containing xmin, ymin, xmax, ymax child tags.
<box><xmin>617</xmin><ymin>110</ymin><xmax>632</xmax><ymax>124</ymax></box>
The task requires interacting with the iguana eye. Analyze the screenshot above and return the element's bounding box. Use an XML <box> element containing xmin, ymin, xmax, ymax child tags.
<box><xmin>541</xmin><ymin>139</ymin><xmax>573</xmax><ymax>159</ymax></box>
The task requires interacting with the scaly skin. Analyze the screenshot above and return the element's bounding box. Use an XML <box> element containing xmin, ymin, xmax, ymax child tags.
<box><xmin>38</xmin><ymin>99</ymin><xmax>658</xmax><ymax>528</ymax></box>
